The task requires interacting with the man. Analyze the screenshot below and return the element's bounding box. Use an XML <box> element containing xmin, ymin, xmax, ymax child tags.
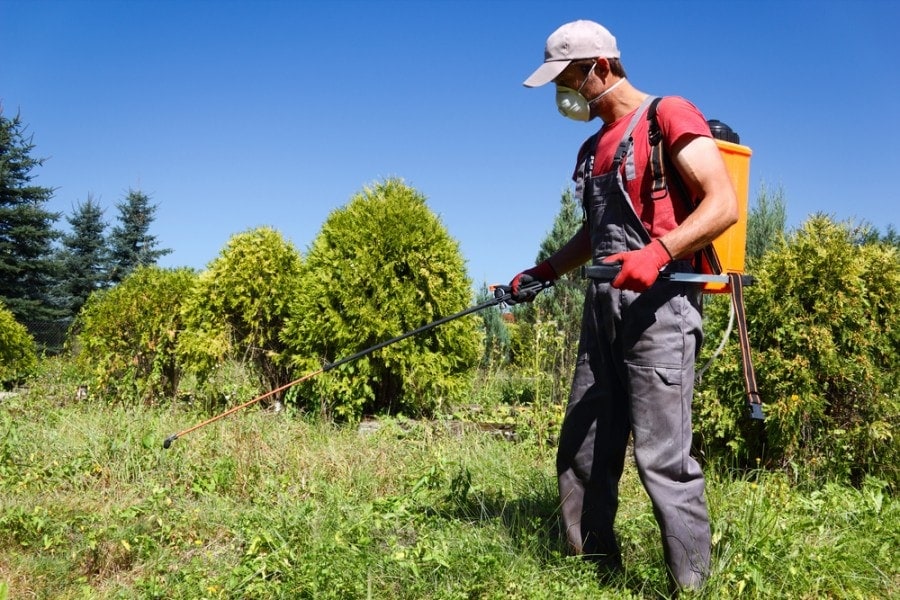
<box><xmin>508</xmin><ymin>20</ymin><xmax>738</xmax><ymax>591</ymax></box>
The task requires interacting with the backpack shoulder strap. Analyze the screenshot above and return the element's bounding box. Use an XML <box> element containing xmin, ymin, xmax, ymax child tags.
<box><xmin>646</xmin><ymin>96</ymin><xmax>723</xmax><ymax>275</ymax></box>
<box><xmin>649</xmin><ymin>98</ymin><xmax>764</xmax><ymax>420</ymax></box>
<box><xmin>647</xmin><ymin>97</ymin><xmax>669</xmax><ymax>200</ymax></box>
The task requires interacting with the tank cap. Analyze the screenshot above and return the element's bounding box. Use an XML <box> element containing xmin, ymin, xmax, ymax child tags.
<box><xmin>707</xmin><ymin>120</ymin><xmax>740</xmax><ymax>144</ymax></box>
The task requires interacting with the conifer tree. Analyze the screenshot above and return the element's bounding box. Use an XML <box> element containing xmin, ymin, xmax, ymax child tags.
<box><xmin>746</xmin><ymin>182</ymin><xmax>787</xmax><ymax>265</ymax></box>
<box><xmin>58</xmin><ymin>194</ymin><xmax>109</xmax><ymax>315</ymax></box>
<box><xmin>476</xmin><ymin>281</ymin><xmax>511</xmax><ymax>366</ymax></box>
<box><xmin>518</xmin><ymin>190</ymin><xmax>585</xmax><ymax>331</ymax></box>
<box><xmin>107</xmin><ymin>188</ymin><xmax>171</xmax><ymax>284</ymax></box>
<box><xmin>535</xmin><ymin>188</ymin><xmax>583</xmax><ymax>269</ymax></box>
<box><xmin>0</xmin><ymin>110</ymin><xmax>62</xmax><ymax>323</ymax></box>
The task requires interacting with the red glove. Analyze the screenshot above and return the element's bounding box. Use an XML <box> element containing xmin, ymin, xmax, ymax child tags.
<box><xmin>509</xmin><ymin>260</ymin><xmax>557</xmax><ymax>303</ymax></box>
<box><xmin>602</xmin><ymin>239</ymin><xmax>672</xmax><ymax>292</ymax></box>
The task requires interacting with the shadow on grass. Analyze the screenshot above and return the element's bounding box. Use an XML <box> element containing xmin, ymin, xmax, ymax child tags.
<box><xmin>440</xmin><ymin>467</ymin><xmax>671</xmax><ymax>598</ymax></box>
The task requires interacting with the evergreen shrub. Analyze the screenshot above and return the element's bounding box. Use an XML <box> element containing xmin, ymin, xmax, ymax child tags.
<box><xmin>695</xmin><ymin>215</ymin><xmax>899</xmax><ymax>488</ymax></box>
<box><xmin>177</xmin><ymin>227</ymin><xmax>302</xmax><ymax>399</ymax></box>
<box><xmin>0</xmin><ymin>302</ymin><xmax>37</xmax><ymax>388</ymax></box>
<box><xmin>73</xmin><ymin>266</ymin><xmax>196</xmax><ymax>403</ymax></box>
<box><xmin>282</xmin><ymin>179</ymin><xmax>481</xmax><ymax>420</ymax></box>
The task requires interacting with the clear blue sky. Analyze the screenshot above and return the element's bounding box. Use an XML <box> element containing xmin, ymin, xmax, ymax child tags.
<box><xmin>3</xmin><ymin>0</ymin><xmax>898</xmax><ymax>288</ymax></box>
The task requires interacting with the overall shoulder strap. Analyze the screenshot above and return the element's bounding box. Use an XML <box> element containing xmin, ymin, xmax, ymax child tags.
<box><xmin>581</xmin><ymin>95</ymin><xmax>657</xmax><ymax>182</ymax></box>
<box><xmin>615</xmin><ymin>95</ymin><xmax>656</xmax><ymax>168</ymax></box>
<box><xmin>580</xmin><ymin>132</ymin><xmax>600</xmax><ymax>180</ymax></box>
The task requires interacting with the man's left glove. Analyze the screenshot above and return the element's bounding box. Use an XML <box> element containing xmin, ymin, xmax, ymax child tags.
<box><xmin>602</xmin><ymin>238</ymin><xmax>673</xmax><ymax>292</ymax></box>
<box><xmin>508</xmin><ymin>260</ymin><xmax>557</xmax><ymax>304</ymax></box>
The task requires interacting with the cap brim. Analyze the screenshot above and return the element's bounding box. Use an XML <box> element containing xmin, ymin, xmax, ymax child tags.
<box><xmin>523</xmin><ymin>60</ymin><xmax>571</xmax><ymax>88</ymax></box>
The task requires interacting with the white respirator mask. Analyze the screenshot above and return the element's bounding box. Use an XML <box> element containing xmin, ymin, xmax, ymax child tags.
<box><xmin>556</xmin><ymin>64</ymin><xmax>626</xmax><ymax>122</ymax></box>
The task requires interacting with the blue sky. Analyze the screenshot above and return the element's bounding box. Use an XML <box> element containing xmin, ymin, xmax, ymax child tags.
<box><xmin>2</xmin><ymin>0</ymin><xmax>898</xmax><ymax>288</ymax></box>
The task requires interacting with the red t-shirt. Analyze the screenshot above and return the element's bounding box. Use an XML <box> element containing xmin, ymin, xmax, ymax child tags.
<box><xmin>573</xmin><ymin>96</ymin><xmax>712</xmax><ymax>238</ymax></box>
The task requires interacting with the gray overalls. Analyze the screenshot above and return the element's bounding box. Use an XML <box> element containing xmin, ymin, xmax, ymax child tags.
<box><xmin>557</xmin><ymin>96</ymin><xmax>711</xmax><ymax>589</ymax></box>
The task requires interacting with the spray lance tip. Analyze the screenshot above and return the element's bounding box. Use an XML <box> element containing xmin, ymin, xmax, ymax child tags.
<box><xmin>162</xmin><ymin>434</ymin><xmax>178</xmax><ymax>449</ymax></box>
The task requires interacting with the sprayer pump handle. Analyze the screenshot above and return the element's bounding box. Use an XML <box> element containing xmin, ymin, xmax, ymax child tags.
<box><xmin>492</xmin><ymin>279</ymin><xmax>552</xmax><ymax>301</ymax></box>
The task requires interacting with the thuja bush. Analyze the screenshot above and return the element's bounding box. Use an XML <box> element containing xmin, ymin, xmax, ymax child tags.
<box><xmin>73</xmin><ymin>266</ymin><xmax>196</xmax><ymax>403</ymax></box>
<box><xmin>282</xmin><ymin>178</ymin><xmax>481</xmax><ymax>420</ymax></box>
<box><xmin>695</xmin><ymin>215</ymin><xmax>900</xmax><ymax>487</ymax></box>
<box><xmin>178</xmin><ymin>227</ymin><xmax>303</xmax><ymax>399</ymax></box>
<box><xmin>0</xmin><ymin>301</ymin><xmax>37</xmax><ymax>388</ymax></box>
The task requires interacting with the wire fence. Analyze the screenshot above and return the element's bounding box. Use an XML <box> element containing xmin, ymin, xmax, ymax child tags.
<box><xmin>23</xmin><ymin>319</ymin><xmax>74</xmax><ymax>355</ymax></box>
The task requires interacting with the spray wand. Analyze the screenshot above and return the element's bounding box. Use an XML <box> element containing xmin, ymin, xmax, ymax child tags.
<box><xmin>162</xmin><ymin>279</ymin><xmax>552</xmax><ymax>448</ymax></box>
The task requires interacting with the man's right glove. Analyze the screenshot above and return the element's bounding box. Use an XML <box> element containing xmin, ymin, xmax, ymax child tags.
<box><xmin>508</xmin><ymin>260</ymin><xmax>557</xmax><ymax>304</ymax></box>
<box><xmin>602</xmin><ymin>238</ymin><xmax>673</xmax><ymax>292</ymax></box>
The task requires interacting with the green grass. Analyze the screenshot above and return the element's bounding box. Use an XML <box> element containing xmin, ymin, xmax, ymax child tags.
<box><xmin>1</xmin><ymin>364</ymin><xmax>897</xmax><ymax>599</ymax></box>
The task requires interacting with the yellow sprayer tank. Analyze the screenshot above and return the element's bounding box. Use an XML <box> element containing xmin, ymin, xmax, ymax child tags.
<box><xmin>704</xmin><ymin>120</ymin><xmax>751</xmax><ymax>293</ymax></box>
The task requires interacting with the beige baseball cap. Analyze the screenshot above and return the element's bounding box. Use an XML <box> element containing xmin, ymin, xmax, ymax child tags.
<box><xmin>523</xmin><ymin>20</ymin><xmax>620</xmax><ymax>88</ymax></box>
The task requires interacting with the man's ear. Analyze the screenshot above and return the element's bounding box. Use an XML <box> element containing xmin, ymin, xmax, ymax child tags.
<box><xmin>594</xmin><ymin>57</ymin><xmax>611</xmax><ymax>77</ymax></box>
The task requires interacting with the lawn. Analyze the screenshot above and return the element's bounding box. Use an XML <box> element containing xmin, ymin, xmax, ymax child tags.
<box><xmin>0</xmin><ymin>375</ymin><xmax>896</xmax><ymax>599</ymax></box>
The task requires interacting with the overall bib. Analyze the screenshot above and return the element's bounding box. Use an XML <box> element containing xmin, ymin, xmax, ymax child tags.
<box><xmin>556</xmin><ymin>97</ymin><xmax>711</xmax><ymax>589</ymax></box>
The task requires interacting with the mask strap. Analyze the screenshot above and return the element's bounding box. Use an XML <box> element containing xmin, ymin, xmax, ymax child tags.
<box><xmin>587</xmin><ymin>77</ymin><xmax>626</xmax><ymax>105</ymax></box>
<box><xmin>576</xmin><ymin>64</ymin><xmax>596</xmax><ymax>94</ymax></box>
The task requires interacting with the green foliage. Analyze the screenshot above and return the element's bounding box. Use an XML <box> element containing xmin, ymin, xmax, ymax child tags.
<box><xmin>695</xmin><ymin>215</ymin><xmax>900</xmax><ymax>487</ymax></box>
<box><xmin>0</xmin><ymin>109</ymin><xmax>63</xmax><ymax>324</ymax></box>
<box><xmin>73</xmin><ymin>266</ymin><xmax>195</xmax><ymax>403</ymax></box>
<box><xmin>282</xmin><ymin>178</ymin><xmax>481</xmax><ymax>420</ymax></box>
<box><xmin>510</xmin><ymin>188</ymin><xmax>585</xmax><ymax>406</ymax></box>
<box><xmin>178</xmin><ymin>227</ymin><xmax>303</xmax><ymax>399</ymax></box>
<box><xmin>745</xmin><ymin>182</ymin><xmax>786</xmax><ymax>265</ymax></box>
<box><xmin>56</xmin><ymin>194</ymin><xmax>109</xmax><ymax>316</ymax></box>
<box><xmin>475</xmin><ymin>282</ymin><xmax>510</xmax><ymax>366</ymax></box>
<box><xmin>1</xmin><ymin>375</ymin><xmax>896</xmax><ymax>599</ymax></box>
<box><xmin>853</xmin><ymin>221</ymin><xmax>900</xmax><ymax>248</ymax></box>
<box><xmin>535</xmin><ymin>188</ymin><xmax>583</xmax><ymax>266</ymax></box>
<box><xmin>705</xmin><ymin>472</ymin><xmax>896</xmax><ymax>598</ymax></box>
<box><xmin>0</xmin><ymin>301</ymin><xmax>37</xmax><ymax>387</ymax></box>
<box><xmin>507</xmin><ymin>319</ymin><xmax>567</xmax><ymax>404</ymax></box>
<box><xmin>107</xmin><ymin>189</ymin><xmax>171</xmax><ymax>284</ymax></box>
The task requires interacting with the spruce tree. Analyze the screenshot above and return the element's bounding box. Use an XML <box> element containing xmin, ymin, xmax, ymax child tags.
<box><xmin>746</xmin><ymin>182</ymin><xmax>787</xmax><ymax>265</ymax></box>
<box><xmin>58</xmin><ymin>194</ymin><xmax>109</xmax><ymax>315</ymax></box>
<box><xmin>852</xmin><ymin>222</ymin><xmax>900</xmax><ymax>248</ymax></box>
<box><xmin>476</xmin><ymin>281</ymin><xmax>511</xmax><ymax>366</ymax></box>
<box><xmin>535</xmin><ymin>188</ymin><xmax>583</xmax><ymax>268</ymax></box>
<box><xmin>107</xmin><ymin>188</ymin><xmax>171</xmax><ymax>284</ymax></box>
<box><xmin>517</xmin><ymin>188</ymin><xmax>585</xmax><ymax>328</ymax></box>
<box><xmin>513</xmin><ymin>188</ymin><xmax>586</xmax><ymax>402</ymax></box>
<box><xmin>0</xmin><ymin>110</ymin><xmax>62</xmax><ymax>324</ymax></box>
